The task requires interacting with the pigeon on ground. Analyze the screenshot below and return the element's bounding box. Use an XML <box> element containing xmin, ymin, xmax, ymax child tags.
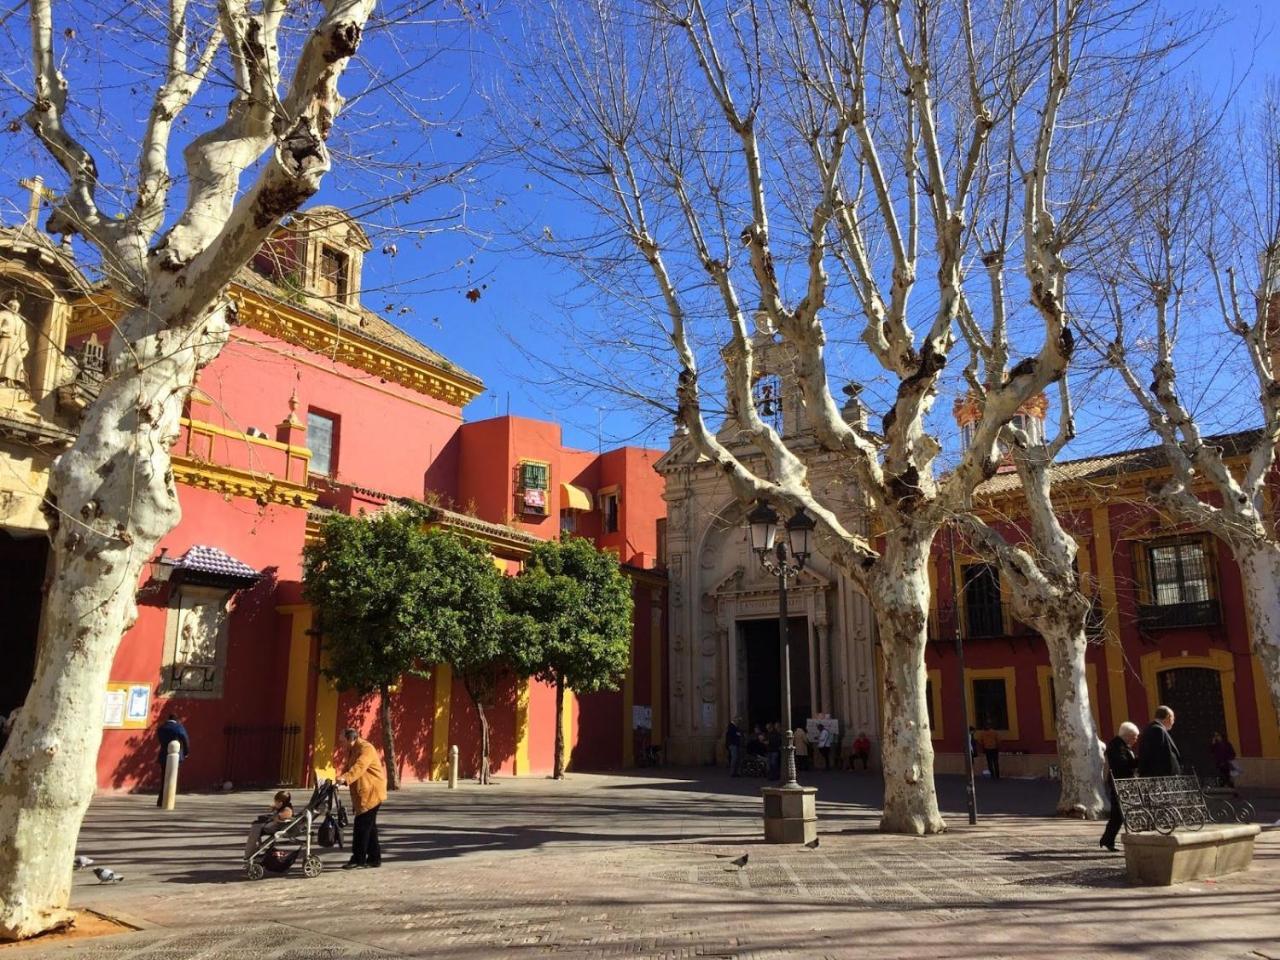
<box><xmin>728</xmin><ymin>853</ymin><xmax>749</xmax><ymax>869</ymax></box>
<box><xmin>73</xmin><ymin>855</ymin><xmax>94</xmax><ymax>870</ymax></box>
<box><xmin>93</xmin><ymin>867</ymin><xmax>124</xmax><ymax>883</ymax></box>
<box><xmin>805</xmin><ymin>837</ymin><xmax>820</xmax><ymax>849</ymax></box>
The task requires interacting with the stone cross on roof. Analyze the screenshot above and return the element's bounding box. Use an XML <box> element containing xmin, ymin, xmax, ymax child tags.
<box><xmin>18</xmin><ymin>176</ymin><xmax>55</xmax><ymax>229</ymax></box>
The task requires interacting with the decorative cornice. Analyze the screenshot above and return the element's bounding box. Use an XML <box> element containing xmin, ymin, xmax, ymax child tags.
<box><xmin>68</xmin><ymin>283</ymin><xmax>486</xmax><ymax>409</ymax></box>
<box><xmin>230</xmin><ymin>288</ymin><xmax>484</xmax><ymax>407</ymax></box>
<box><xmin>172</xmin><ymin>456</ymin><xmax>318</xmax><ymax>508</ymax></box>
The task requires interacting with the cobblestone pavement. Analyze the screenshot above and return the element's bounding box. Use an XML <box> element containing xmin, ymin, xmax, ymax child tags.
<box><xmin>14</xmin><ymin>771</ymin><xmax>1280</xmax><ymax>960</ymax></box>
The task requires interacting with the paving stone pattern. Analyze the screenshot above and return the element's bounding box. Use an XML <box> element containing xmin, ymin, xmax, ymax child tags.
<box><xmin>17</xmin><ymin>771</ymin><xmax>1280</xmax><ymax>960</ymax></box>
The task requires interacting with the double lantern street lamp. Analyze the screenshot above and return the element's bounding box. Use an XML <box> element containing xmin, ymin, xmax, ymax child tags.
<box><xmin>746</xmin><ymin>500</ymin><xmax>814</xmax><ymax>788</ymax></box>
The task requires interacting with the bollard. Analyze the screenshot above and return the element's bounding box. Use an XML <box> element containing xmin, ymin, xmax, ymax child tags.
<box><xmin>448</xmin><ymin>744</ymin><xmax>458</xmax><ymax>789</ymax></box>
<box><xmin>160</xmin><ymin>739</ymin><xmax>181</xmax><ymax>810</ymax></box>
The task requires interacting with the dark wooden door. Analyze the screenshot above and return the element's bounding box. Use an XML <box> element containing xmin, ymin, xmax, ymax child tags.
<box><xmin>1157</xmin><ymin>667</ymin><xmax>1227</xmax><ymax>778</ymax></box>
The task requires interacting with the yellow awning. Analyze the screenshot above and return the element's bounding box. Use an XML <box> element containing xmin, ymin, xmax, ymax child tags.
<box><xmin>561</xmin><ymin>481</ymin><xmax>592</xmax><ymax>512</ymax></box>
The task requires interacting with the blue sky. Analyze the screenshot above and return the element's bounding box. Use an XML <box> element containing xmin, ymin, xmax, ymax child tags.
<box><xmin>0</xmin><ymin>0</ymin><xmax>1275</xmax><ymax>456</ymax></box>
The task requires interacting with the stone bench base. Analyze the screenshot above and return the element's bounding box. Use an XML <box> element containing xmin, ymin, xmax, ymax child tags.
<box><xmin>1123</xmin><ymin>824</ymin><xmax>1261</xmax><ymax>885</ymax></box>
<box><xmin>761</xmin><ymin>785</ymin><xmax>817</xmax><ymax>844</ymax></box>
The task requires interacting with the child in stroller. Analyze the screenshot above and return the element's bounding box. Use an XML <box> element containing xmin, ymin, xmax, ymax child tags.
<box><xmin>243</xmin><ymin>779</ymin><xmax>345</xmax><ymax>880</ymax></box>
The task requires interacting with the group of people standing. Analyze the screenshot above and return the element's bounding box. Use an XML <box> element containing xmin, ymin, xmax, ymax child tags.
<box><xmin>1099</xmin><ymin>705</ymin><xmax>1238</xmax><ymax>851</ymax></box>
<box><xmin>725</xmin><ymin>719</ymin><xmax>870</xmax><ymax>779</ymax></box>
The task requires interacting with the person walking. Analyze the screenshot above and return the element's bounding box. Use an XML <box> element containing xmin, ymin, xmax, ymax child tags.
<box><xmin>1137</xmin><ymin>705</ymin><xmax>1181</xmax><ymax>777</ymax></box>
<box><xmin>977</xmin><ymin>722</ymin><xmax>1000</xmax><ymax>780</ymax></box>
<box><xmin>336</xmin><ymin>727</ymin><xmax>387</xmax><ymax>869</ymax></box>
<box><xmin>155</xmin><ymin>713</ymin><xmax>191</xmax><ymax>807</ymax></box>
<box><xmin>815</xmin><ymin>724</ymin><xmax>833</xmax><ymax>770</ymax></box>
<box><xmin>725</xmin><ymin>719</ymin><xmax>743</xmax><ymax>777</ymax></box>
<box><xmin>1210</xmin><ymin>731</ymin><xmax>1237</xmax><ymax>788</ymax></box>
<box><xmin>793</xmin><ymin>725</ymin><xmax>810</xmax><ymax>771</ymax></box>
<box><xmin>1099</xmin><ymin>721</ymin><xmax>1139</xmax><ymax>851</ymax></box>
<box><xmin>766</xmin><ymin>722</ymin><xmax>783</xmax><ymax>782</ymax></box>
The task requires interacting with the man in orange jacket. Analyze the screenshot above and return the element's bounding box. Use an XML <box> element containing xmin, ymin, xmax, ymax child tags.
<box><xmin>335</xmin><ymin>728</ymin><xmax>388</xmax><ymax>869</ymax></box>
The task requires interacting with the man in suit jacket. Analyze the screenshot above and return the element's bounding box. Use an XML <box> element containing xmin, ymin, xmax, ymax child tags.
<box><xmin>1137</xmin><ymin>705</ymin><xmax>1182</xmax><ymax>777</ymax></box>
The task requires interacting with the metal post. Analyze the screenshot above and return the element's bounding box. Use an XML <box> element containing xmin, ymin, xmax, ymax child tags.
<box><xmin>161</xmin><ymin>739</ymin><xmax>181</xmax><ymax>811</ymax></box>
<box><xmin>778</xmin><ymin>543</ymin><xmax>799</xmax><ymax>788</ymax></box>
<box><xmin>448</xmin><ymin>744</ymin><xmax>459</xmax><ymax>789</ymax></box>
<box><xmin>948</xmin><ymin>522</ymin><xmax>978</xmax><ymax>825</ymax></box>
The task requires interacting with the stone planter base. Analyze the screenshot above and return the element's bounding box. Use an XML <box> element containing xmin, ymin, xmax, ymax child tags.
<box><xmin>1122</xmin><ymin>824</ymin><xmax>1261</xmax><ymax>885</ymax></box>
<box><xmin>761</xmin><ymin>785</ymin><xmax>817</xmax><ymax>844</ymax></box>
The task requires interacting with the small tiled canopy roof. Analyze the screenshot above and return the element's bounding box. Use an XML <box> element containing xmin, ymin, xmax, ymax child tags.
<box><xmin>171</xmin><ymin>545</ymin><xmax>261</xmax><ymax>584</ymax></box>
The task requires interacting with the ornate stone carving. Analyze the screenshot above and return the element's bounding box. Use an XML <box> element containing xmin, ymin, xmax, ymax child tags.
<box><xmin>0</xmin><ymin>294</ymin><xmax>30</xmax><ymax>390</ymax></box>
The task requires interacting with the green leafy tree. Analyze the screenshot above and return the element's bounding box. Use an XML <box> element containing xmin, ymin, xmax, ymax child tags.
<box><xmin>506</xmin><ymin>537</ymin><xmax>634</xmax><ymax>779</ymax></box>
<box><xmin>303</xmin><ymin>508</ymin><xmax>439</xmax><ymax>790</ymax></box>
<box><xmin>411</xmin><ymin>529</ymin><xmax>517</xmax><ymax>784</ymax></box>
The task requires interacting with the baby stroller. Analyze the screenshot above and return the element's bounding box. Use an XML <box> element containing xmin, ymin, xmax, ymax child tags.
<box><xmin>243</xmin><ymin>779</ymin><xmax>346</xmax><ymax>880</ymax></box>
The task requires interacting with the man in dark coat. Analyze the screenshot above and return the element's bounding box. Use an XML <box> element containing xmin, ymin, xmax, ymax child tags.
<box><xmin>1137</xmin><ymin>705</ymin><xmax>1181</xmax><ymax>777</ymax></box>
<box><xmin>156</xmin><ymin>713</ymin><xmax>191</xmax><ymax>806</ymax></box>
<box><xmin>1100</xmin><ymin>722</ymin><xmax>1140</xmax><ymax>851</ymax></box>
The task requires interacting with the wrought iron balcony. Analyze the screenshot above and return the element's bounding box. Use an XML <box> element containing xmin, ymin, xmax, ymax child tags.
<box><xmin>1137</xmin><ymin>599</ymin><xmax>1220</xmax><ymax>631</ymax></box>
<box><xmin>930</xmin><ymin>597</ymin><xmax>1109</xmax><ymax>642</ymax></box>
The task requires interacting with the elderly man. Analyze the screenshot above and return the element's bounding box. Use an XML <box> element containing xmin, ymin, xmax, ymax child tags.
<box><xmin>1137</xmin><ymin>705</ymin><xmax>1182</xmax><ymax>777</ymax></box>
<box><xmin>1100</xmin><ymin>721</ymin><xmax>1140</xmax><ymax>851</ymax></box>
<box><xmin>336</xmin><ymin>727</ymin><xmax>387</xmax><ymax>869</ymax></box>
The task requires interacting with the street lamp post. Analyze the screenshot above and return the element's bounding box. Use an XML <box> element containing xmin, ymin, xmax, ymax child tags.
<box><xmin>747</xmin><ymin>500</ymin><xmax>818</xmax><ymax>843</ymax></box>
<box><xmin>947</xmin><ymin>521</ymin><xmax>979</xmax><ymax>825</ymax></box>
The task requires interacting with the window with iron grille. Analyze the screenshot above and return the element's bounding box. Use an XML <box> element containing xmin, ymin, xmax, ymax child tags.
<box><xmin>519</xmin><ymin>461</ymin><xmax>549</xmax><ymax>490</ymax></box>
<box><xmin>972</xmin><ymin>678</ymin><xmax>1009</xmax><ymax>730</ymax></box>
<box><xmin>1148</xmin><ymin>538</ymin><xmax>1212</xmax><ymax>606</ymax></box>
<box><xmin>962</xmin><ymin>563</ymin><xmax>1003</xmax><ymax>638</ymax></box>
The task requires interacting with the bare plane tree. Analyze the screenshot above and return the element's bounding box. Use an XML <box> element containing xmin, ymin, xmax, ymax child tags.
<box><xmin>501</xmin><ymin>0</ymin><xmax>1181</xmax><ymax>832</ymax></box>
<box><xmin>1103</xmin><ymin>86</ymin><xmax>1280</xmax><ymax>734</ymax></box>
<box><xmin>0</xmin><ymin>0</ymin><xmax>391</xmax><ymax>940</ymax></box>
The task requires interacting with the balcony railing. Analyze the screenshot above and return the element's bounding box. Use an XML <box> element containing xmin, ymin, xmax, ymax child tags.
<box><xmin>1137</xmin><ymin>599</ymin><xmax>1220</xmax><ymax>630</ymax></box>
<box><xmin>930</xmin><ymin>597</ymin><xmax>1110</xmax><ymax>642</ymax></box>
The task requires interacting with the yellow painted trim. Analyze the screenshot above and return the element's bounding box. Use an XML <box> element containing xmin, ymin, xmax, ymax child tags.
<box><xmin>312</xmin><ymin>654</ymin><xmax>339</xmax><ymax>783</ymax></box>
<box><xmin>1091</xmin><ymin>506</ymin><xmax>1130</xmax><ymax>730</ymax></box>
<box><xmin>70</xmin><ymin>284</ymin><xmax>486</xmax><ymax>407</ymax></box>
<box><xmin>431</xmin><ymin>664</ymin><xmax>453</xmax><ymax>781</ymax></box>
<box><xmin>1139</xmin><ymin>649</ymin><xmax>1240</xmax><ymax>756</ymax></box>
<box><xmin>172</xmin><ymin>456</ymin><xmax>318</xmax><ymax>507</ymax></box>
<box><xmin>228</xmin><ymin>334</ymin><xmax>466</xmax><ymax>420</ymax></box>
<box><xmin>1250</xmin><ymin>653</ymin><xmax>1280</xmax><ymax>758</ymax></box>
<box><xmin>1036</xmin><ymin>663</ymin><xmax>1100</xmax><ymax>741</ymax></box>
<box><xmin>281</xmin><ymin>606</ymin><xmax>313</xmax><ymax>784</ymax></box>
<box><xmin>965</xmin><ymin>666</ymin><xmax>1020</xmax><ymax>741</ymax></box>
<box><xmin>561</xmin><ymin>688</ymin><xmax>575</xmax><ymax>771</ymax></box>
<box><xmin>650</xmin><ymin>590</ymin><xmax>663</xmax><ymax>746</ymax></box>
<box><xmin>927</xmin><ymin>668</ymin><xmax>944</xmax><ymax>741</ymax></box>
<box><xmin>181</xmin><ymin>416</ymin><xmax>311</xmax><ymax>457</ymax></box>
<box><xmin>514</xmin><ymin>680</ymin><xmax>531</xmax><ymax>775</ymax></box>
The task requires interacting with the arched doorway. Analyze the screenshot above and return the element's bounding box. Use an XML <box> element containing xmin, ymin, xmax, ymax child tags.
<box><xmin>0</xmin><ymin>529</ymin><xmax>47</xmax><ymax>721</ymax></box>
<box><xmin>1157</xmin><ymin>667</ymin><xmax>1227</xmax><ymax>778</ymax></box>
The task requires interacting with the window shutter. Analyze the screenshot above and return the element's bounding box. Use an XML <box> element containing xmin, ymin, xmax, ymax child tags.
<box><xmin>1130</xmin><ymin>540</ymin><xmax>1152</xmax><ymax>607</ymax></box>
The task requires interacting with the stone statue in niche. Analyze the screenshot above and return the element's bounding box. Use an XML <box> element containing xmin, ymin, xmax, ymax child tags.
<box><xmin>0</xmin><ymin>295</ymin><xmax>30</xmax><ymax>389</ymax></box>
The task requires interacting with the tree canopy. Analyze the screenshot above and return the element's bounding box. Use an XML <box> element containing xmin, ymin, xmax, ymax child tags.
<box><xmin>506</xmin><ymin>537</ymin><xmax>633</xmax><ymax>694</ymax></box>
<box><xmin>303</xmin><ymin>508</ymin><xmax>439</xmax><ymax>695</ymax></box>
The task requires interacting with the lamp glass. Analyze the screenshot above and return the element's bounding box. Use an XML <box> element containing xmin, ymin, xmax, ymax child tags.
<box><xmin>786</xmin><ymin>507</ymin><xmax>814</xmax><ymax>562</ymax></box>
<box><xmin>746</xmin><ymin>501</ymin><xmax>778</xmax><ymax>554</ymax></box>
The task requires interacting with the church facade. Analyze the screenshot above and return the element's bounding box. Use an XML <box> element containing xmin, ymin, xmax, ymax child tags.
<box><xmin>654</xmin><ymin>332</ymin><xmax>879</xmax><ymax>764</ymax></box>
<box><xmin>0</xmin><ymin>198</ymin><xmax>668</xmax><ymax>791</ymax></box>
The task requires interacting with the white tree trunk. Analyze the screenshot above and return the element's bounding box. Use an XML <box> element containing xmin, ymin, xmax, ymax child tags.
<box><xmin>1041</xmin><ymin>626</ymin><xmax>1106</xmax><ymax>818</ymax></box>
<box><xmin>1237</xmin><ymin>543</ymin><xmax>1280</xmax><ymax>728</ymax></box>
<box><xmin>873</xmin><ymin>534</ymin><xmax>946</xmax><ymax>835</ymax></box>
<box><xmin>0</xmin><ymin>304</ymin><xmax>226</xmax><ymax>939</ymax></box>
